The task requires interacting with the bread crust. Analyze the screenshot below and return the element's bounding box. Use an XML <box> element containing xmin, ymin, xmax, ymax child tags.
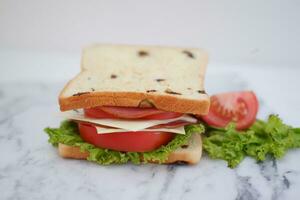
<box><xmin>58</xmin><ymin>143</ymin><xmax>89</xmax><ymax>159</ymax></box>
<box><xmin>57</xmin><ymin>134</ymin><xmax>202</xmax><ymax>165</ymax></box>
<box><xmin>59</xmin><ymin>90</ymin><xmax>210</xmax><ymax>115</ymax></box>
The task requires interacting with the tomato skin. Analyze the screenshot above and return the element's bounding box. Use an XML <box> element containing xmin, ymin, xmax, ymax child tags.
<box><xmin>78</xmin><ymin>123</ymin><xmax>174</xmax><ymax>152</ymax></box>
<box><xmin>201</xmin><ymin>91</ymin><xmax>259</xmax><ymax>130</ymax></box>
<box><xmin>84</xmin><ymin>107</ymin><xmax>183</xmax><ymax>120</ymax></box>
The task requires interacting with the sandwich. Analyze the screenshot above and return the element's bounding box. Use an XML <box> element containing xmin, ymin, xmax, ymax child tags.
<box><xmin>45</xmin><ymin>44</ymin><xmax>210</xmax><ymax>165</ymax></box>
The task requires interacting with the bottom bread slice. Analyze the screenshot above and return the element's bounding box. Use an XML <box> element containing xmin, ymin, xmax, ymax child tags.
<box><xmin>58</xmin><ymin>134</ymin><xmax>202</xmax><ymax>164</ymax></box>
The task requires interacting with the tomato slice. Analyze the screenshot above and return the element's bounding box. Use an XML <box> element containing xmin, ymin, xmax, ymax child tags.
<box><xmin>84</xmin><ymin>106</ymin><xmax>183</xmax><ymax>120</ymax></box>
<box><xmin>78</xmin><ymin>123</ymin><xmax>175</xmax><ymax>152</ymax></box>
<box><xmin>201</xmin><ymin>91</ymin><xmax>258</xmax><ymax>130</ymax></box>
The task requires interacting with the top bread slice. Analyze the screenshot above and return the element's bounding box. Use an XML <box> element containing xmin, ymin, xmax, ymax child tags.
<box><xmin>59</xmin><ymin>44</ymin><xmax>210</xmax><ymax>115</ymax></box>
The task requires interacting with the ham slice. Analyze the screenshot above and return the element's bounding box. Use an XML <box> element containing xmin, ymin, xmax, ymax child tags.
<box><xmin>89</xmin><ymin>106</ymin><xmax>183</xmax><ymax>119</ymax></box>
<box><xmin>149</xmin><ymin>120</ymin><xmax>193</xmax><ymax>129</ymax></box>
<box><xmin>99</xmin><ymin>106</ymin><xmax>165</xmax><ymax>118</ymax></box>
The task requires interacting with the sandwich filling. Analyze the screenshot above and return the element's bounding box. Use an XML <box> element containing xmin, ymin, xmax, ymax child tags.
<box><xmin>45</xmin><ymin>106</ymin><xmax>205</xmax><ymax>164</ymax></box>
<box><xmin>61</xmin><ymin>106</ymin><xmax>198</xmax><ymax>152</ymax></box>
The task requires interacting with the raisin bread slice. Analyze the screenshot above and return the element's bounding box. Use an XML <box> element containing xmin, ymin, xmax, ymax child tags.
<box><xmin>59</xmin><ymin>44</ymin><xmax>210</xmax><ymax>115</ymax></box>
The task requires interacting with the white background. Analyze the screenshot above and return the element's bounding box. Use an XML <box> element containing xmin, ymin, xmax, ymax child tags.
<box><xmin>1</xmin><ymin>0</ymin><xmax>300</xmax><ymax>76</ymax></box>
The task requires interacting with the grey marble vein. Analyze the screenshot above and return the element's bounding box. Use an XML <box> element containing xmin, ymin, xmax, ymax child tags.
<box><xmin>157</xmin><ymin>165</ymin><xmax>177</xmax><ymax>200</ymax></box>
<box><xmin>235</xmin><ymin>175</ymin><xmax>260</xmax><ymax>200</ymax></box>
<box><xmin>258</xmin><ymin>158</ymin><xmax>291</xmax><ymax>200</ymax></box>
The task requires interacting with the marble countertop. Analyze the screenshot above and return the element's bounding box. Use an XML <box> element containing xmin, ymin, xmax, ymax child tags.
<box><xmin>1</xmin><ymin>66</ymin><xmax>300</xmax><ymax>200</ymax></box>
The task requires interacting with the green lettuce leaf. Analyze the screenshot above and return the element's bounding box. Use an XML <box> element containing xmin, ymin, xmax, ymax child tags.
<box><xmin>44</xmin><ymin>121</ymin><xmax>205</xmax><ymax>165</ymax></box>
<box><xmin>203</xmin><ymin>115</ymin><xmax>300</xmax><ymax>168</ymax></box>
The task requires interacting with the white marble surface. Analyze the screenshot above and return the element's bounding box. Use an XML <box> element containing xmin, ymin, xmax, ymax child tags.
<box><xmin>1</xmin><ymin>67</ymin><xmax>300</xmax><ymax>200</ymax></box>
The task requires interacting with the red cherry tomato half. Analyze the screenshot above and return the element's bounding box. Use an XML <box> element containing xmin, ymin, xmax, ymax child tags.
<box><xmin>201</xmin><ymin>91</ymin><xmax>259</xmax><ymax>130</ymax></box>
<box><xmin>78</xmin><ymin>123</ymin><xmax>175</xmax><ymax>152</ymax></box>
